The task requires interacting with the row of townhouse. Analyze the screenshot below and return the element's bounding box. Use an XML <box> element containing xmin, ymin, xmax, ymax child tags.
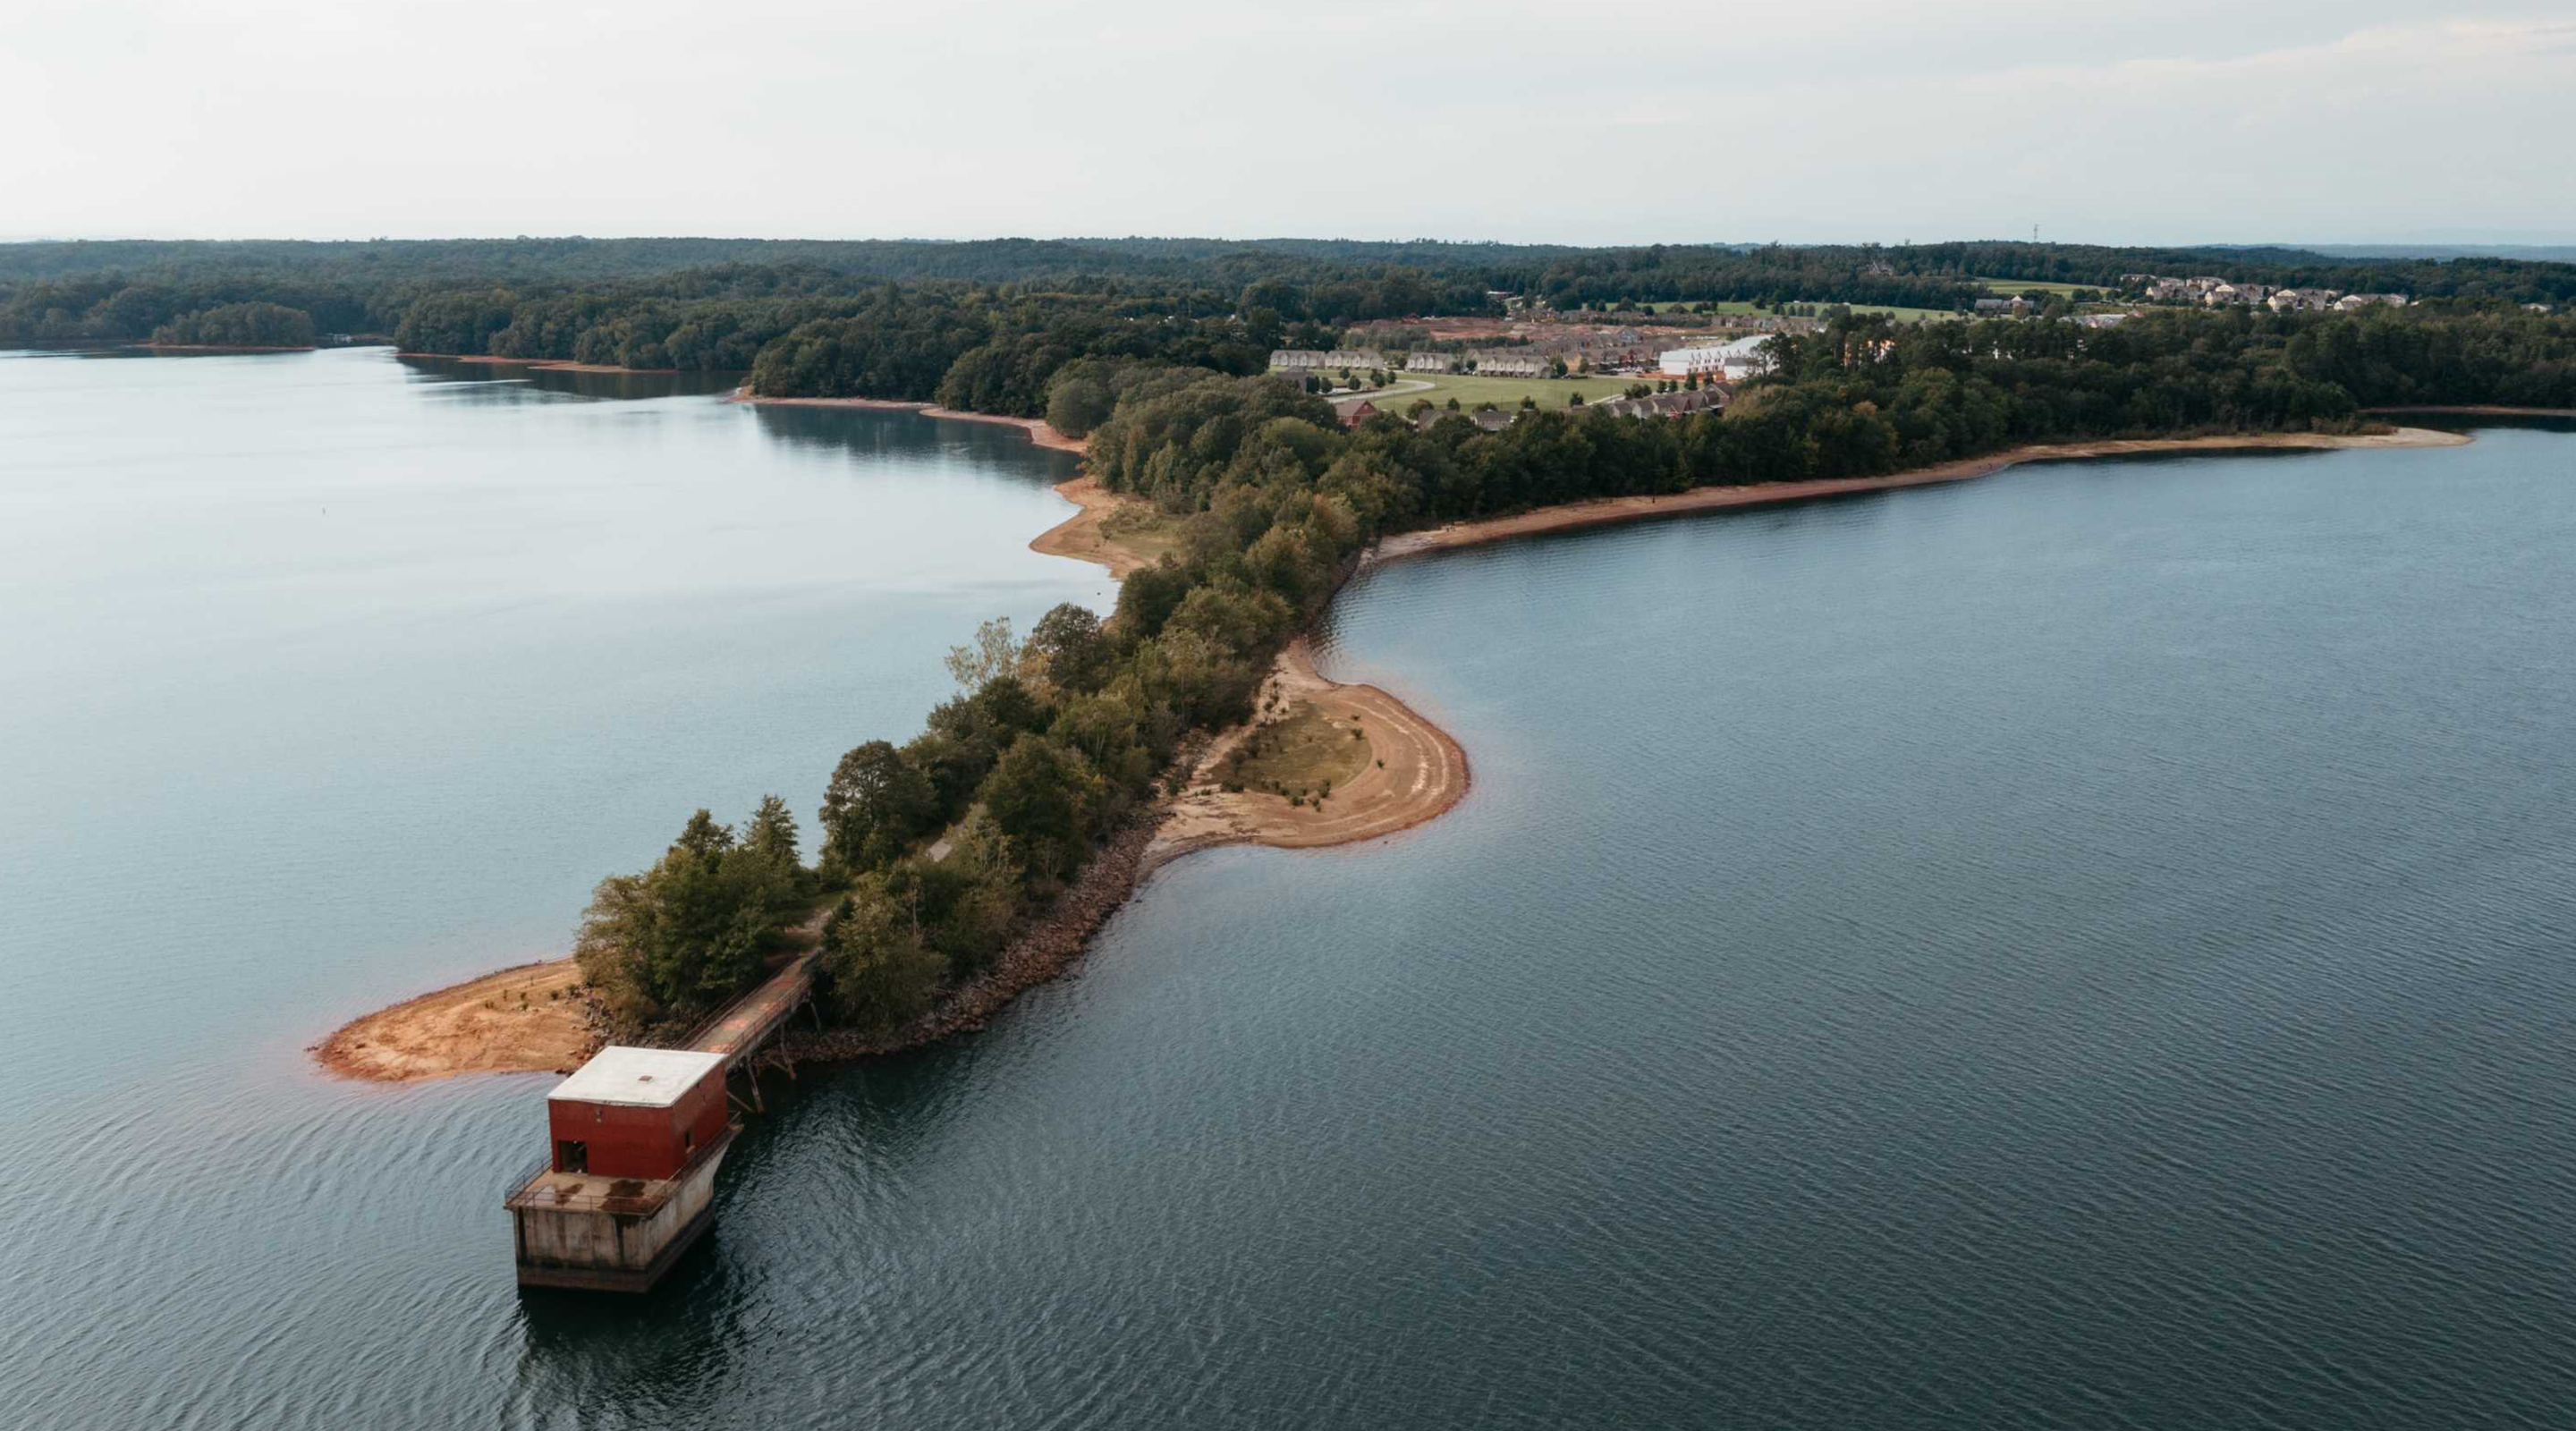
<box><xmin>1269</xmin><ymin>349</ymin><xmax>1389</xmax><ymax>371</ymax></box>
<box><xmin>2271</xmin><ymin>288</ymin><xmax>2410</xmax><ymax>312</ymax></box>
<box><xmin>1657</xmin><ymin>335</ymin><xmax>1775</xmax><ymax>381</ymax></box>
<box><xmin>1589</xmin><ymin>386</ymin><xmax>1728</xmax><ymax>420</ymax></box>
<box><xmin>1467</xmin><ymin>351</ymin><xmax>1553</xmax><ymax>378</ymax></box>
<box><xmin>2133</xmin><ymin>275</ymin><xmax>2410</xmax><ymax>312</ymax></box>
<box><xmin>1394</xmin><ymin>406</ymin><xmax>1521</xmax><ymax>433</ymax></box>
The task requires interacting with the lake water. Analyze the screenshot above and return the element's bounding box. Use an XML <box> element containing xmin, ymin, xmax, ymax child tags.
<box><xmin>4</xmin><ymin>354</ymin><xmax>2574</xmax><ymax>1427</ymax></box>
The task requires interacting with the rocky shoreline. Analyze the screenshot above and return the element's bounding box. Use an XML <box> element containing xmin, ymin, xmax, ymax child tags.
<box><xmin>780</xmin><ymin>800</ymin><xmax>1171</xmax><ymax>1064</ymax></box>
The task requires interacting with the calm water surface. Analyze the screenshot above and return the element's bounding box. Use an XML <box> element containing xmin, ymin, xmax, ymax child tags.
<box><xmin>4</xmin><ymin>355</ymin><xmax>2573</xmax><ymax>1428</ymax></box>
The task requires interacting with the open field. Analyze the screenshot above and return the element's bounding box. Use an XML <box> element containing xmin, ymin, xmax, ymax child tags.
<box><xmin>1217</xmin><ymin>700</ymin><xmax>1375</xmax><ymax>802</ymax></box>
<box><xmin>1097</xmin><ymin>503</ymin><xmax>1185</xmax><ymax>564</ymax></box>
<box><xmin>1306</xmin><ymin>369</ymin><xmax>1643</xmax><ymax>411</ymax></box>
<box><xmin>1978</xmin><ymin>279</ymin><xmax>2101</xmax><ymax>297</ymax></box>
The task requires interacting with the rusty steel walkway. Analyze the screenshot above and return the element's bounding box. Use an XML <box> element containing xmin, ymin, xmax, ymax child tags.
<box><xmin>684</xmin><ymin>948</ymin><xmax>822</xmax><ymax>1113</ymax></box>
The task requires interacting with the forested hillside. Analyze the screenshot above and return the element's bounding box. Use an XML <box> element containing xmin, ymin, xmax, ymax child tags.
<box><xmin>8</xmin><ymin>236</ymin><xmax>2573</xmax><ymax>392</ymax></box>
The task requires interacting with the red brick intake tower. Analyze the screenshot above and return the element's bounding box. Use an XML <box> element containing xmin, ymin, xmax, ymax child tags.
<box><xmin>504</xmin><ymin>1047</ymin><xmax>736</xmax><ymax>1291</ymax></box>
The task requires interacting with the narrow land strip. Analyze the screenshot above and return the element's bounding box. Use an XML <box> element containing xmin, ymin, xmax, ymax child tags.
<box><xmin>317</xmin><ymin>418</ymin><xmax>2470</xmax><ymax>1081</ymax></box>
<box><xmin>2363</xmin><ymin>404</ymin><xmax>2576</xmax><ymax>419</ymax></box>
<box><xmin>1368</xmin><ymin>428</ymin><xmax>2470</xmax><ymax>564</ymax></box>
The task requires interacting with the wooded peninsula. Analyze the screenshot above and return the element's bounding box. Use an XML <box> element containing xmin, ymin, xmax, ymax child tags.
<box><xmin>48</xmin><ymin>237</ymin><xmax>2559</xmax><ymax>1068</ymax></box>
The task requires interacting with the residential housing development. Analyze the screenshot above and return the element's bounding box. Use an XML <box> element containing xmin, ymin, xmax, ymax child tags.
<box><xmin>1268</xmin><ymin>348</ymin><xmax>1388</xmax><ymax>371</ymax></box>
<box><xmin>1658</xmin><ymin>335</ymin><xmax>1775</xmax><ymax>381</ymax></box>
<box><xmin>1589</xmin><ymin>386</ymin><xmax>1728</xmax><ymax>420</ymax></box>
<box><xmin>2131</xmin><ymin>275</ymin><xmax>2409</xmax><ymax>311</ymax></box>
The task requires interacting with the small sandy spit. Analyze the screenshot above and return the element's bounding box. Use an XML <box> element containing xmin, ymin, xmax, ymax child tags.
<box><xmin>314</xmin><ymin>959</ymin><xmax>598</xmax><ymax>1083</ymax></box>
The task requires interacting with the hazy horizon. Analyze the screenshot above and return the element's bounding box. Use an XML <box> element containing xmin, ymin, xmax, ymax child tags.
<box><xmin>8</xmin><ymin>2</ymin><xmax>2572</xmax><ymax>249</ymax></box>
<box><xmin>5</xmin><ymin>232</ymin><xmax>2576</xmax><ymax>252</ymax></box>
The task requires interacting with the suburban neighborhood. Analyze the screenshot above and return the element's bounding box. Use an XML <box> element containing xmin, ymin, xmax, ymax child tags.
<box><xmin>1269</xmin><ymin>268</ymin><xmax>2422</xmax><ymax>433</ymax></box>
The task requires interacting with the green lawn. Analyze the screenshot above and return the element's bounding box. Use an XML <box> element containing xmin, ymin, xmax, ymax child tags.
<box><xmin>1217</xmin><ymin>703</ymin><xmax>1373</xmax><ymax>802</ymax></box>
<box><xmin>1346</xmin><ymin>371</ymin><xmax>1646</xmax><ymax>411</ymax></box>
<box><xmin>1097</xmin><ymin>504</ymin><xmax>1184</xmax><ymax>564</ymax></box>
<box><xmin>1978</xmin><ymin>279</ymin><xmax>2101</xmax><ymax>298</ymax></box>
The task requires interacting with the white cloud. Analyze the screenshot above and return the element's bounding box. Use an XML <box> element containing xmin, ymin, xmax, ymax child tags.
<box><xmin>2</xmin><ymin>1</ymin><xmax>2570</xmax><ymax>244</ymax></box>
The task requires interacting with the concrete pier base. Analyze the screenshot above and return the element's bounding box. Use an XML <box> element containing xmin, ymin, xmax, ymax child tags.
<box><xmin>506</xmin><ymin>1129</ymin><xmax>733</xmax><ymax>1293</ymax></box>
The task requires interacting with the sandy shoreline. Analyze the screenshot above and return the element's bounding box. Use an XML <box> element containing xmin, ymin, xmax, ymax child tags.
<box><xmin>1368</xmin><ymin>428</ymin><xmax>2471</xmax><ymax>564</ymax></box>
<box><xmin>1028</xmin><ymin>476</ymin><xmax>1145</xmax><ymax>576</ymax></box>
<box><xmin>314</xmin><ymin>959</ymin><xmax>597</xmax><ymax>1082</ymax></box>
<box><xmin>1146</xmin><ymin>639</ymin><xmax>1470</xmax><ymax>870</ymax></box>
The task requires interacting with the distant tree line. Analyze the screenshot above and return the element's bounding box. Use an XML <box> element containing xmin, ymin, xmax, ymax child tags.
<box><xmin>12</xmin><ymin>237</ymin><xmax>2576</xmax><ymax>405</ymax></box>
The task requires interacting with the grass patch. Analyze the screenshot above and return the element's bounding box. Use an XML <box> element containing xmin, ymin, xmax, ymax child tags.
<box><xmin>1978</xmin><ymin>279</ymin><xmax>2099</xmax><ymax>298</ymax></box>
<box><xmin>1217</xmin><ymin>701</ymin><xmax>1372</xmax><ymax>804</ymax></box>
<box><xmin>1344</xmin><ymin>371</ymin><xmax>1644</xmax><ymax>412</ymax></box>
<box><xmin>1098</xmin><ymin>503</ymin><xmax>1184</xmax><ymax>563</ymax></box>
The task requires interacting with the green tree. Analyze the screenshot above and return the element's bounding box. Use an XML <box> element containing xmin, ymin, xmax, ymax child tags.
<box><xmin>1027</xmin><ymin>603</ymin><xmax>1110</xmax><ymax>693</ymax></box>
<box><xmin>574</xmin><ymin>804</ymin><xmax>788</xmax><ymax>1027</ymax></box>
<box><xmin>943</xmin><ymin>616</ymin><xmax>1023</xmax><ymax>690</ymax></box>
<box><xmin>979</xmin><ymin>735</ymin><xmax>1096</xmax><ymax>878</ymax></box>
<box><xmin>819</xmin><ymin>740</ymin><xmax>936</xmax><ymax>873</ymax></box>
<box><xmin>820</xmin><ymin>875</ymin><xmax>948</xmax><ymax>1037</ymax></box>
<box><xmin>745</xmin><ymin>793</ymin><xmax>801</xmax><ymax>868</ymax></box>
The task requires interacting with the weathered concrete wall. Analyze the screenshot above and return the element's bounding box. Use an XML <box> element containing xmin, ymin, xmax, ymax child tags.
<box><xmin>515</xmin><ymin>1149</ymin><xmax>724</xmax><ymax>1275</ymax></box>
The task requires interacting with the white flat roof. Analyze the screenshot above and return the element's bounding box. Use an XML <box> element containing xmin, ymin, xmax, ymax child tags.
<box><xmin>1661</xmin><ymin>335</ymin><xmax>1774</xmax><ymax>360</ymax></box>
<box><xmin>548</xmin><ymin>1046</ymin><xmax>725</xmax><ymax>1108</ymax></box>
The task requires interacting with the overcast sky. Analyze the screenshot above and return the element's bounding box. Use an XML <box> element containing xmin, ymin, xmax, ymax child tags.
<box><xmin>7</xmin><ymin>0</ymin><xmax>2572</xmax><ymax>247</ymax></box>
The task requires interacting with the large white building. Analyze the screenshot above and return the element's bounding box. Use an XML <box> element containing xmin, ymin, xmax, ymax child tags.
<box><xmin>1659</xmin><ymin>335</ymin><xmax>1774</xmax><ymax>380</ymax></box>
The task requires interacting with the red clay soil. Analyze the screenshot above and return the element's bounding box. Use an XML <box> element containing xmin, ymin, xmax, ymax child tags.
<box><xmin>314</xmin><ymin>959</ymin><xmax>597</xmax><ymax>1082</ymax></box>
